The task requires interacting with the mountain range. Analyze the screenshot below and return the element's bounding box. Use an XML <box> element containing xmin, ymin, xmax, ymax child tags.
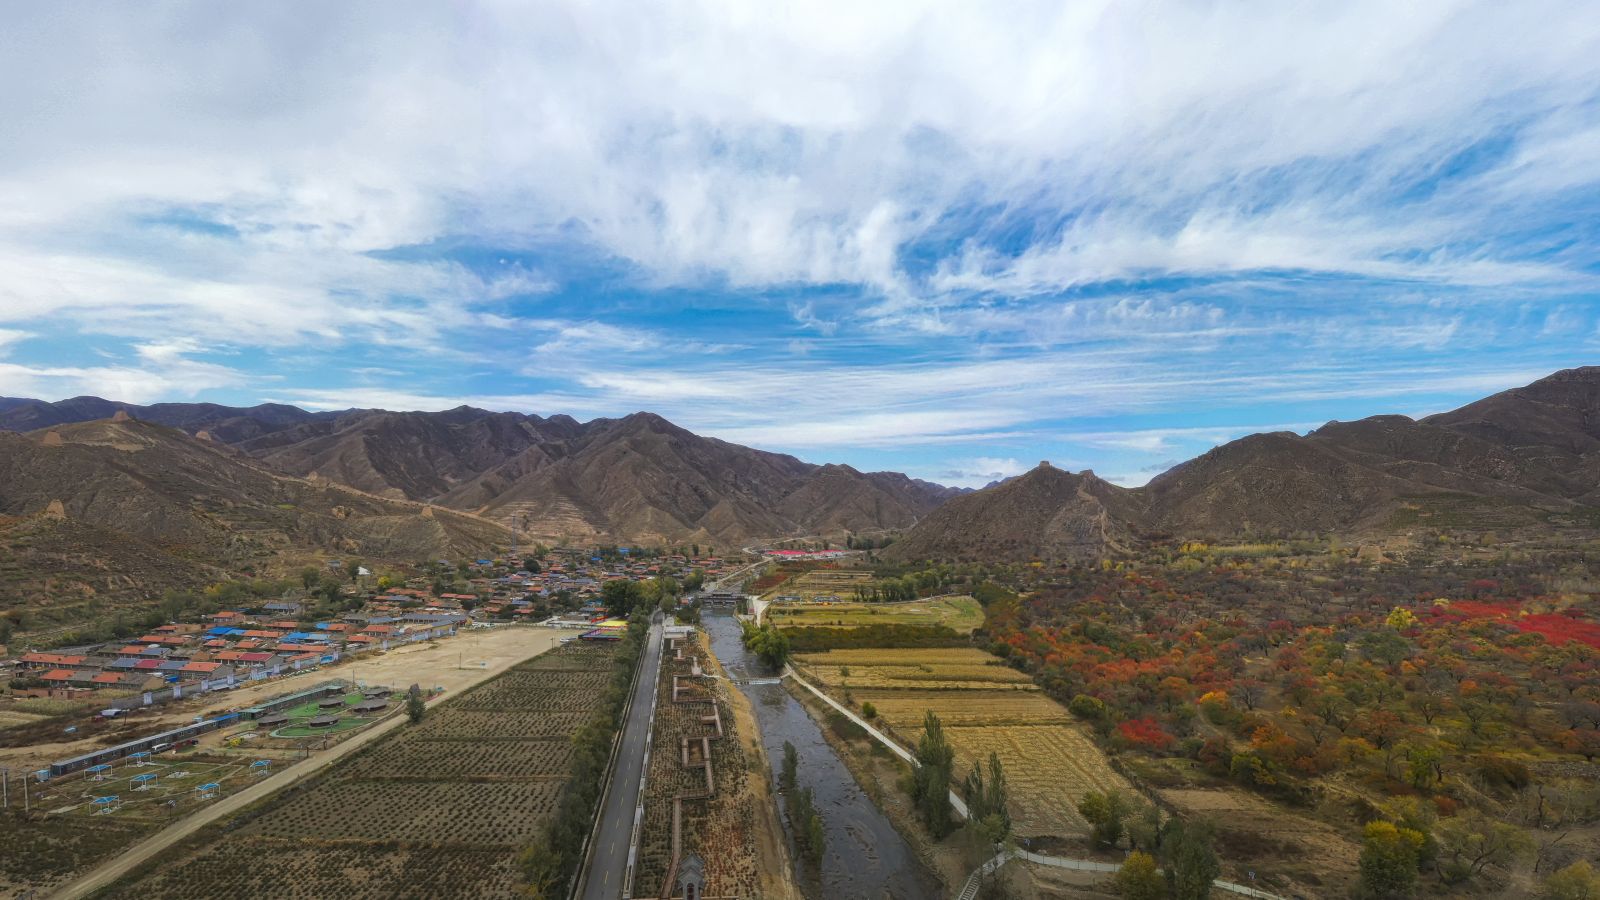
<box><xmin>885</xmin><ymin>366</ymin><xmax>1600</xmax><ymax>561</ymax></box>
<box><xmin>0</xmin><ymin>399</ymin><xmax>960</xmax><ymax>548</ymax></box>
<box><xmin>3</xmin><ymin>366</ymin><xmax>1597</xmax><ymax>579</ymax></box>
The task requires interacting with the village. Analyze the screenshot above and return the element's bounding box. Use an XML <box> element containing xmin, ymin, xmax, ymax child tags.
<box><xmin>2</xmin><ymin>547</ymin><xmax>732</xmax><ymax>709</ymax></box>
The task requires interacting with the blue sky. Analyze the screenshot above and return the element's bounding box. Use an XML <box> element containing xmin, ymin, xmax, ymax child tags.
<box><xmin>1</xmin><ymin>2</ymin><xmax>1598</xmax><ymax>487</ymax></box>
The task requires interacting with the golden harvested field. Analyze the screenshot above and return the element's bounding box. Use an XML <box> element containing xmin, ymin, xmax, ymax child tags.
<box><xmin>795</xmin><ymin>647</ymin><xmax>1133</xmax><ymax>839</ymax></box>
<box><xmin>859</xmin><ymin>692</ymin><xmax>1073</xmax><ymax>727</ymax></box>
<box><xmin>769</xmin><ymin>595</ymin><xmax>984</xmax><ymax>633</ymax></box>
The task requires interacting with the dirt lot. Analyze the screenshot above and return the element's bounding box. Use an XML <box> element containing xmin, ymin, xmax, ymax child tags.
<box><xmin>0</xmin><ymin>625</ymin><xmax>566</xmax><ymax>774</ymax></box>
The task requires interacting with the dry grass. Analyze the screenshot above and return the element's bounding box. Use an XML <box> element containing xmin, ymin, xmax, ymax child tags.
<box><xmin>769</xmin><ymin>595</ymin><xmax>984</xmax><ymax>633</ymax></box>
<box><xmin>795</xmin><ymin>647</ymin><xmax>1133</xmax><ymax>839</ymax></box>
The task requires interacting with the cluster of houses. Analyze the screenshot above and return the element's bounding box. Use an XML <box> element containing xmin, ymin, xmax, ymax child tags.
<box><xmin>13</xmin><ymin>603</ymin><xmax>466</xmax><ymax>702</ymax></box>
<box><xmin>465</xmin><ymin>549</ymin><xmax>729</xmax><ymax>619</ymax></box>
<box><xmin>7</xmin><ymin>550</ymin><xmax>733</xmax><ymax>704</ymax></box>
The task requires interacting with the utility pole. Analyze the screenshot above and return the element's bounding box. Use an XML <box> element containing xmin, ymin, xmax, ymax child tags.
<box><xmin>2</xmin><ymin>767</ymin><xmax>8</xmax><ymax>809</ymax></box>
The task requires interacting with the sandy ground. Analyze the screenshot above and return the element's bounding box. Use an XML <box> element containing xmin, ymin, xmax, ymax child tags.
<box><xmin>49</xmin><ymin>625</ymin><xmax>566</xmax><ymax>900</ymax></box>
<box><xmin>0</xmin><ymin>625</ymin><xmax>565</xmax><ymax>774</ymax></box>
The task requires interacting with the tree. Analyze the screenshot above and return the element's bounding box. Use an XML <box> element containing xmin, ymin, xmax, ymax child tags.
<box><xmin>912</xmin><ymin>710</ymin><xmax>956</xmax><ymax>837</ymax></box>
<box><xmin>1387</xmin><ymin>606</ymin><xmax>1418</xmax><ymax>630</ymax></box>
<box><xmin>1434</xmin><ymin>810</ymin><xmax>1533</xmax><ymax>884</ymax></box>
<box><xmin>781</xmin><ymin>741</ymin><xmax>798</xmax><ymax>793</ymax></box>
<box><xmin>518</xmin><ymin>832</ymin><xmax>564</xmax><ymax>898</ymax></box>
<box><xmin>1545</xmin><ymin>861</ymin><xmax>1600</xmax><ymax>900</ymax></box>
<box><xmin>345</xmin><ymin>560</ymin><xmax>361</xmax><ymax>582</ymax></box>
<box><xmin>406</xmin><ymin>684</ymin><xmax>427</xmax><ymax>724</ymax></box>
<box><xmin>963</xmin><ymin>752</ymin><xmax>1011</xmax><ymax>840</ymax></box>
<box><xmin>1113</xmin><ymin>850</ymin><xmax>1166</xmax><ymax>900</ymax></box>
<box><xmin>1162</xmin><ymin>818</ymin><xmax>1221</xmax><ymax>900</ymax></box>
<box><xmin>861</xmin><ymin>701</ymin><xmax>878</xmax><ymax>719</ymax></box>
<box><xmin>739</xmin><ymin>621</ymin><xmax>790</xmax><ymax>668</ymax></box>
<box><xmin>299</xmin><ymin>566</ymin><xmax>321</xmax><ymax>591</ymax></box>
<box><xmin>1077</xmin><ymin>789</ymin><xmax>1131</xmax><ymax>849</ymax></box>
<box><xmin>1359</xmin><ymin>820</ymin><xmax>1425</xmax><ymax>899</ymax></box>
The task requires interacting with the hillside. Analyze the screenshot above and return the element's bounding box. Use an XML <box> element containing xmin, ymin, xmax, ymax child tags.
<box><xmin>1</xmin><ymin>401</ymin><xmax>956</xmax><ymax>546</ymax></box>
<box><xmin>889</xmin><ymin>367</ymin><xmax>1600</xmax><ymax>561</ymax></box>
<box><xmin>0</xmin><ymin>418</ymin><xmax>511</xmax><ymax>623</ymax></box>
<box><xmin>885</xmin><ymin>463</ymin><xmax>1144</xmax><ymax>562</ymax></box>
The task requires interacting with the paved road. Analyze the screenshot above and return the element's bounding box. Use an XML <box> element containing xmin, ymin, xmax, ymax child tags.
<box><xmin>580</xmin><ymin>617</ymin><xmax>665</xmax><ymax>900</ymax></box>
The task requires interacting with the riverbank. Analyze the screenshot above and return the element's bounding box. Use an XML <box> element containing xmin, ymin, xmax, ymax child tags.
<box><xmin>785</xmin><ymin>676</ymin><xmax>982</xmax><ymax>893</ymax></box>
<box><xmin>701</xmin><ymin>629</ymin><xmax>803</xmax><ymax>900</ymax></box>
<box><xmin>702</xmin><ymin>613</ymin><xmax>939</xmax><ymax>900</ymax></box>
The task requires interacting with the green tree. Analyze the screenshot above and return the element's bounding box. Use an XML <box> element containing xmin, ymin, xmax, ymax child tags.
<box><xmin>861</xmin><ymin>701</ymin><xmax>878</xmax><ymax>719</ymax></box>
<box><xmin>912</xmin><ymin>710</ymin><xmax>956</xmax><ymax>837</ymax></box>
<box><xmin>518</xmin><ymin>832</ymin><xmax>564</xmax><ymax>898</ymax></box>
<box><xmin>406</xmin><ymin>684</ymin><xmax>427</xmax><ymax>724</ymax></box>
<box><xmin>963</xmin><ymin>752</ymin><xmax>1011</xmax><ymax>839</ymax></box>
<box><xmin>739</xmin><ymin>621</ymin><xmax>790</xmax><ymax>668</ymax></box>
<box><xmin>299</xmin><ymin>566</ymin><xmax>321</xmax><ymax>591</ymax></box>
<box><xmin>1545</xmin><ymin>861</ymin><xmax>1600</xmax><ymax>900</ymax></box>
<box><xmin>345</xmin><ymin>560</ymin><xmax>361</xmax><ymax>583</ymax></box>
<box><xmin>1113</xmin><ymin>850</ymin><xmax>1166</xmax><ymax>900</ymax></box>
<box><xmin>1434</xmin><ymin>810</ymin><xmax>1533</xmax><ymax>884</ymax></box>
<box><xmin>1162</xmin><ymin>818</ymin><xmax>1221</xmax><ymax>900</ymax></box>
<box><xmin>1359</xmin><ymin>820</ymin><xmax>1425</xmax><ymax>899</ymax></box>
<box><xmin>781</xmin><ymin>741</ymin><xmax>799</xmax><ymax>793</ymax></box>
<box><xmin>1077</xmin><ymin>789</ymin><xmax>1131</xmax><ymax>849</ymax></box>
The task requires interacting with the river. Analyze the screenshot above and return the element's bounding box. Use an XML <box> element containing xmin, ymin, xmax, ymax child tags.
<box><xmin>703</xmin><ymin>612</ymin><xmax>941</xmax><ymax>900</ymax></box>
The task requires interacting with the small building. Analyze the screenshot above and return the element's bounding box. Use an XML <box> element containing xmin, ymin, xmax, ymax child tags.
<box><xmin>676</xmin><ymin>853</ymin><xmax>705</xmax><ymax>900</ymax></box>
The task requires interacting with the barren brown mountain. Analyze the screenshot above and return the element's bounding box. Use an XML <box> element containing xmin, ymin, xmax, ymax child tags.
<box><xmin>0</xmin><ymin>418</ymin><xmax>511</xmax><ymax>623</ymax></box>
<box><xmin>888</xmin><ymin>367</ymin><xmax>1600</xmax><ymax>562</ymax></box>
<box><xmin>1</xmin><ymin>401</ymin><xmax>957</xmax><ymax>546</ymax></box>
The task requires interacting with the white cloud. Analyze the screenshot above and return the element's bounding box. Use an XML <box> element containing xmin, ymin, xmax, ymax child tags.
<box><xmin>0</xmin><ymin>351</ymin><xmax>248</xmax><ymax>405</ymax></box>
<box><xmin>0</xmin><ymin>329</ymin><xmax>29</xmax><ymax>357</ymax></box>
<box><xmin>0</xmin><ymin>0</ymin><xmax>1596</xmax><ymax>338</ymax></box>
<box><xmin>939</xmin><ymin>456</ymin><xmax>1028</xmax><ymax>488</ymax></box>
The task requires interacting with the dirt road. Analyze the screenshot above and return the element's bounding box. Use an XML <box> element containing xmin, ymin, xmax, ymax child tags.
<box><xmin>49</xmin><ymin>626</ymin><xmax>565</xmax><ymax>900</ymax></box>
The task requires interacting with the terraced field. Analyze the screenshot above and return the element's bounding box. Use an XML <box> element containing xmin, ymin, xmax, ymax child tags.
<box><xmin>103</xmin><ymin>641</ymin><xmax>620</xmax><ymax>900</ymax></box>
<box><xmin>768</xmin><ymin>595</ymin><xmax>984</xmax><ymax>632</ymax></box>
<box><xmin>794</xmin><ymin>647</ymin><xmax>1132</xmax><ymax>838</ymax></box>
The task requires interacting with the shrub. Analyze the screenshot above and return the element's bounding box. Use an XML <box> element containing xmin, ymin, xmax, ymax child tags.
<box><xmin>1544</xmin><ymin>861</ymin><xmax>1600</xmax><ymax>900</ymax></box>
<box><xmin>1359</xmin><ymin>820</ymin><xmax>1424</xmax><ymax>899</ymax></box>
<box><xmin>1113</xmin><ymin>850</ymin><xmax>1165</xmax><ymax>900</ymax></box>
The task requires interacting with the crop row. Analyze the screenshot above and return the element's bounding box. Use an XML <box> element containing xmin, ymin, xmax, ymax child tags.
<box><xmin>410</xmin><ymin>708</ymin><xmax>590</xmax><ymax>741</ymax></box>
<box><xmin>451</xmin><ymin>672</ymin><xmax>610</xmax><ymax>711</ymax></box>
<box><xmin>106</xmin><ymin>837</ymin><xmax>524</xmax><ymax>900</ymax></box>
<box><xmin>866</xmin><ymin>692</ymin><xmax>1075</xmax><ymax>728</ymax></box>
<box><xmin>943</xmin><ymin>724</ymin><xmax>1134</xmax><ymax>837</ymax></box>
<box><xmin>800</xmin><ymin>663</ymin><xmax>1037</xmax><ymax>689</ymax></box>
<box><xmin>344</xmin><ymin>735</ymin><xmax>573</xmax><ymax>781</ymax></box>
<box><xmin>795</xmin><ymin>647</ymin><xmax>1014</xmax><ymax>668</ymax></box>
<box><xmin>244</xmin><ymin>780</ymin><xmax>562</xmax><ymax>845</ymax></box>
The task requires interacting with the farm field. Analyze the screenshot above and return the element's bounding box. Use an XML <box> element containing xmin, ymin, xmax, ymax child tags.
<box><xmin>768</xmin><ymin>595</ymin><xmax>983</xmax><ymax>633</ymax></box>
<box><xmin>794</xmin><ymin>647</ymin><xmax>1133</xmax><ymax>839</ymax></box>
<box><xmin>0</xmin><ymin>751</ymin><xmax>273</xmax><ymax>898</ymax></box>
<box><xmin>764</xmin><ymin>568</ymin><xmax>876</xmax><ymax>599</ymax></box>
<box><xmin>100</xmin><ymin>641</ymin><xmax>621</xmax><ymax>900</ymax></box>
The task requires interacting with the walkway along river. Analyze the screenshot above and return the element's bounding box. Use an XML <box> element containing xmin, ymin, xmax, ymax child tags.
<box><xmin>703</xmin><ymin>612</ymin><xmax>941</xmax><ymax>900</ymax></box>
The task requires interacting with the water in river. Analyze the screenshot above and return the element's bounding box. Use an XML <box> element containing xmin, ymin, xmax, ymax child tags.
<box><xmin>703</xmin><ymin>612</ymin><xmax>942</xmax><ymax>900</ymax></box>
